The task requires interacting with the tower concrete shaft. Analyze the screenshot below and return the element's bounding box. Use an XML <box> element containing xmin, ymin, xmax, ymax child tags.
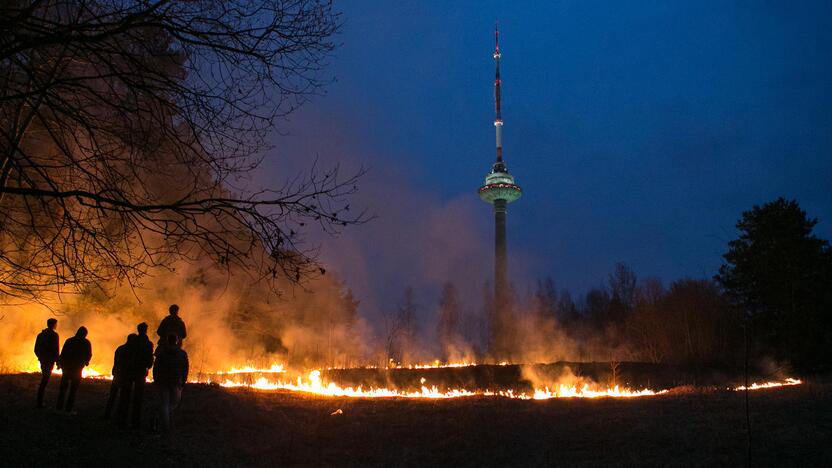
<box><xmin>494</xmin><ymin>199</ymin><xmax>508</xmax><ymax>310</ymax></box>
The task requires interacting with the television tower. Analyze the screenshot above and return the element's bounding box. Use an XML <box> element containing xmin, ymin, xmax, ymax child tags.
<box><xmin>478</xmin><ymin>25</ymin><xmax>521</xmax><ymax>356</ymax></box>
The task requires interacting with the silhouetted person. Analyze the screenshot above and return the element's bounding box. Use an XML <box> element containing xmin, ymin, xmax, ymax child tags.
<box><xmin>56</xmin><ymin>326</ymin><xmax>92</xmax><ymax>413</ymax></box>
<box><xmin>121</xmin><ymin>322</ymin><xmax>154</xmax><ymax>429</ymax></box>
<box><xmin>156</xmin><ymin>304</ymin><xmax>186</xmax><ymax>345</ymax></box>
<box><xmin>104</xmin><ymin>334</ymin><xmax>137</xmax><ymax>424</ymax></box>
<box><xmin>34</xmin><ymin>318</ymin><xmax>59</xmax><ymax>408</ymax></box>
<box><xmin>153</xmin><ymin>334</ymin><xmax>188</xmax><ymax>434</ymax></box>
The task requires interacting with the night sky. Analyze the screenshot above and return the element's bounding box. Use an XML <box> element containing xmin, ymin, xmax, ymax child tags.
<box><xmin>263</xmin><ymin>1</ymin><xmax>832</xmax><ymax>317</ymax></box>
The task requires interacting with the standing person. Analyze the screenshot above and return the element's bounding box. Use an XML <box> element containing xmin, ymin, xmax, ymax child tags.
<box><xmin>124</xmin><ymin>322</ymin><xmax>154</xmax><ymax>429</ymax></box>
<box><xmin>156</xmin><ymin>304</ymin><xmax>186</xmax><ymax>345</ymax></box>
<box><xmin>153</xmin><ymin>334</ymin><xmax>189</xmax><ymax>434</ymax></box>
<box><xmin>33</xmin><ymin>318</ymin><xmax>60</xmax><ymax>408</ymax></box>
<box><xmin>104</xmin><ymin>334</ymin><xmax>136</xmax><ymax>423</ymax></box>
<box><xmin>56</xmin><ymin>326</ymin><xmax>92</xmax><ymax>413</ymax></box>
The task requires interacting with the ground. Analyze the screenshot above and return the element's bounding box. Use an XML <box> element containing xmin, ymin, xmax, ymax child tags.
<box><xmin>1</xmin><ymin>374</ymin><xmax>829</xmax><ymax>467</ymax></box>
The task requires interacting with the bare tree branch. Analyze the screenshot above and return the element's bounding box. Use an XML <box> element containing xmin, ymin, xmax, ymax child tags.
<box><xmin>0</xmin><ymin>1</ymin><xmax>368</xmax><ymax>300</ymax></box>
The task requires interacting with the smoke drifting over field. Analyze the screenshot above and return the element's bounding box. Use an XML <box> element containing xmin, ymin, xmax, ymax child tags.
<box><xmin>0</xmin><ymin>258</ymin><xmax>371</xmax><ymax>375</ymax></box>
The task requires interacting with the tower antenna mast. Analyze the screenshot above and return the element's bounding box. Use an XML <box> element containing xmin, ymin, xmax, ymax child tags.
<box><xmin>494</xmin><ymin>23</ymin><xmax>503</xmax><ymax>163</ymax></box>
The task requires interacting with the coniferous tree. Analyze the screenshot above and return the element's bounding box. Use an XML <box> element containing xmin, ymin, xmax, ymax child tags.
<box><xmin>717</xmin><ymin>198</ymin><xmax>832</xmax><ymax>370</ymax></box>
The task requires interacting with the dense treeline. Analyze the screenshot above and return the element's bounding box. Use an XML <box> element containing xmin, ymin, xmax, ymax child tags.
<box><xmin>386</xmin><ymin>267</ymin><xmax>746</xmax><ymax>370</ymax></box>
<box><xmin>523</xmin><ymin>271</ymin><xmax>743</xmax><ymax>367</ymax></box>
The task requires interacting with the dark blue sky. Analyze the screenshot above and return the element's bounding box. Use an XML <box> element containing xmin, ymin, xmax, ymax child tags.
<box><xmin>264</xmin><ymin>1</ymin><xmax>832</xmax><ymax>316</ymax></box>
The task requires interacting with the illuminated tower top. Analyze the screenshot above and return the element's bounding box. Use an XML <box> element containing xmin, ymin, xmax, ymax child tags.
<box><xmin>479</xmin><ymin>24</ymin><xmax>521</xmax><ymax>205</ymax></box>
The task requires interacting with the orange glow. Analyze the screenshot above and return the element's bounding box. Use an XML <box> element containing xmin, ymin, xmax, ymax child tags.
<box><xmin>214</xmin><ymin>363</ymin><xmax>286</xmax><ymax>375</ymax></box>
<box><xmin>213</xmin><ymin>368</ymin><xmax>667</xmax><ymax>399</ymax></box>
<box><xmin>18</xmin><ymin>359</ymin><xmax>112</xmax><ymax>380</ymax></box>
<box><xmin>733</xmin><ymin>378</ymin><xmax>802</xmax><ymax>391</ymax></box>
<box><xmin>16</xmin><ymin>361</ymin><xmax>804</xmax><ymax>399</ymax></box>
<box><xmin>207</xmin><ymin>365</ymin><xmax>804</xmax><ymax>399</ymax></box>
<box><xmin>394</xmin><ymin>361</ymin><xmax>477</xmax><ymax>369</ymax></box>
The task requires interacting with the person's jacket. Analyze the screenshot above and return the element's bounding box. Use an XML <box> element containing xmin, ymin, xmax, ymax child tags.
<box><xmin>156</xmin><ymin>315</ymin><xmax>187</xmax><ymax>342</ymax></box>
<box><xmin>34</xmin><ymin>328</ymin><xmax>59</xmax><ymax>363</ymax></box>
<box><xmin>111</xmin><ymin>342</ymin><xmax>133</xmax><ymax>380</ymax></box>
<box><xmin>129</xmin><ymin>334</ymin><xmax>154</xmax><ymax>379</ymax></box>
<box><xmin>153</xmin><ymin>345</ymin><xmax>189</xmax><ymax>387</ymax></box>
<box><xmin>58</xmin><ymin>336</ymin><xmax>92</xmax><ymax>372</ymax></box>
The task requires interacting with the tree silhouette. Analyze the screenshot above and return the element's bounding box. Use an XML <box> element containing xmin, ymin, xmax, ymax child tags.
<box><xmin>383</xmin><ymin>286</ymin><xmax>418</xmax><ymax>366</ymax></box>
<box><xmin>436</xmin><ymin>281</ymin><xmax>460</xmax><ymax>360</ymax></box>
<box><xmin>607</xmin><ymin>262</ymin><xmax>637</xmax><ymax>322</ymax></box>
<box><xmin>532</xmin><ymin>277</ymin><xmax>557</xmax><ymax>321</ymax></box>
<box><xmin>717</xmin><ymin>198</ymin><xmax>832</xmax><ymax>370</ymax></box>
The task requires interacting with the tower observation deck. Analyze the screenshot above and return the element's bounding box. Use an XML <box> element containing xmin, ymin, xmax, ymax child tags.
<box><xmin>478</xmin><ymin>25</ymin><xmax>521</xmax><ymax>356</ymax></box>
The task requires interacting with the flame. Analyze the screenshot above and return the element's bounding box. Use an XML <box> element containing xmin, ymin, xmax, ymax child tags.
<box><xmin>78</xmin><ymin>368</ymin><xmax>111</xmax><ymax>379</ymax></box>
<box><xmin>733</xmin><ymin>378</ymin><xmax>802</xmax><ymax>391</ymax></box>
<box><xmin>214</xmin><ymin>369</ymin><xmax>667</xmax><ymax>399</ymax></box>
<box><xmin>208</xmin><ymin>365</ymin><xmax>804</xmax><ymax>399</ymax></box>
<box><xmin>532</xmin><ymin>385</ymin><xmax>665</xmax><ymax>399</ymax></box>
<box><xmin>214</xmin><ymin>363</ymin><xmax>286</xmax><ymax>375</ymax></box>
<box><xmin>46</xmin><ymin>367</ymin><xmax>113</xmax><ymax>380</ymax></box>
<box><xmin>400</xmin><ymin>361</ymin><xmax>477</xmax><ymax>369</ymax></box>
<box><xmin>323</xmin><ymin>361</ymin><xmax>479</xmax><ymax>371</ymax></box>
<box><xmin>16</xmin><ymin>358</ymin><xmax>112</xmax><ymax>380</ymax></box>
<box><xmin>13</xmin><ymin>360</ymin><xmax>804</xmax><ymax>399</ymax></box>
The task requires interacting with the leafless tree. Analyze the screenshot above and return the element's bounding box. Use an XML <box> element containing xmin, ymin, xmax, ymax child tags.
<box><xmin>608</xmin><ymin>262</ymin><xmax>637</xmax><ymax>317</ymax></box>
<box><xmin>609</xmin><ymin>358</ymin><xmax>621</xmax><ymax>388</ymax></box>
<box><xmin>0</xmin><ymin>1</ymin><xmax>367</xmax><ymax>300</ymax></box>
<box><xmin>382</xmin><ymin>287</ymin><xmax>418</xmax><ymax>366</ymax></box>
<box><xmin>436</xmin><ymin>281</ymin><xmax>460</xmax><ymax>359</ymax></box>
<box><xmin>626</xmin><ymin>278</ymin><xmax>667</xmax><ymax>363</ymax></box>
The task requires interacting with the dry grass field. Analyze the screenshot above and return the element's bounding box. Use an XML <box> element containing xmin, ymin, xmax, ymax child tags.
<box><xmin>1</xmin><ymin>373</ymin><xmax>829</xmax><ymax>467</ymax></box>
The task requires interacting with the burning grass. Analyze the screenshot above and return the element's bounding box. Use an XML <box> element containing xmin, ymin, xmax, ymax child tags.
<box><xmin>199</xmin><ymin>361</ymin><xmax>802</xmax><ymax>401</ymax></box>
<box><xmin>0</xmin><ymin>372</ymin><xmax>827</xmax><ymax>467</ymax></box>
<box><xmin>214</xmin><ymin>368</ymin><xmax>669</xmax><ymax>399</ymax></box>
<box><xmin>11</xmin><ymin>361</ymin><xmax>803</xmax><ymax>400</ymax></box>
<box><xmin>12</xmin><ymin>360</ymin><xmax>805</xmax><ymax>401</ymax></box>
<box><xmin>734</xmin><ymin>378</ymin><xmax>802</xmax><ymax>391</ymax></box>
